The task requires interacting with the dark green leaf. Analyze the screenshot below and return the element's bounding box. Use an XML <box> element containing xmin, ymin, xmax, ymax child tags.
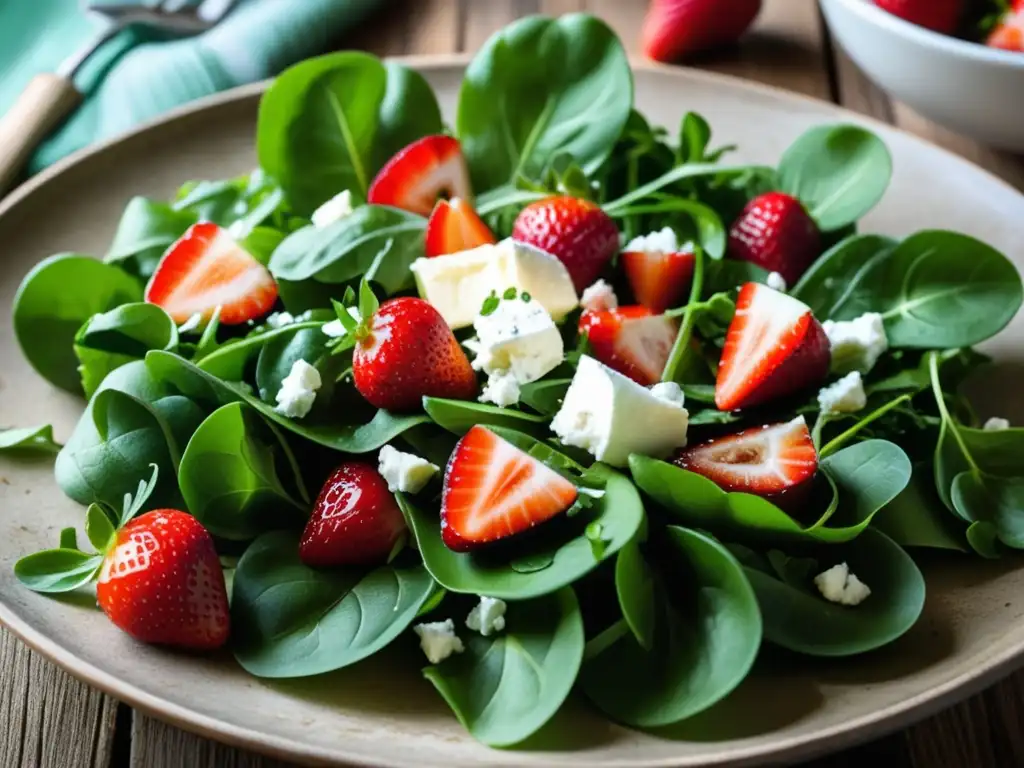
<box><xmin>104</xmin><ymin>197</ymin><xmax>197</xmax><ymax>280</ymax></box>
<box><xmin>84</xmin><ymin>503</ymin><xmax>115</xmax><ymax>553</ymax></box>
<box><xmin>790</xmin><ymin>234</ymin><xmax>898</xmax><ymax>319</ymax></box>
<box><xmin>422</xmin><ymin>397</ymin><xmax>549</xmax><ymax>438</ymax></box>
<box><xmin>0</xmin><ymin>425</ymin><xmax>62</xmax><ymax>454</ymax></box>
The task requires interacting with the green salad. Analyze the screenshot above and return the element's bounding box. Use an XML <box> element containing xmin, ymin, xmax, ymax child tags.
<box><xmin>5</xmin><ymin>12</ymin><xmax>1024</xmax><ymax>750</ymax></box>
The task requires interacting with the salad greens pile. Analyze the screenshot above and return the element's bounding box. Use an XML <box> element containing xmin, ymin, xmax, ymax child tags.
<box><xmin>5</xmin><ymin>12</ymin><xmax>1024</xmax><ymax>749</ymax></box>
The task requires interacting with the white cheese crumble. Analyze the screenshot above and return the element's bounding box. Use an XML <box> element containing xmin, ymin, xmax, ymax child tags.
<box><xmin>984</xmin><ymin>417</ymin><xmax>1011</xmax><ymax>431</ymax></box>
<box><xmin>311</xmin><ymin>189</ymin><xmax>355</xmax><ymax>228</ymax></box>
<box><xmin>479</xmin><ymin>370</ymin><xmax>522</xmax><ymax>408</ymax></box>
<box><xmin>178</xmin><ymin>313</ymin><xmax>203</xmax><ymax>334</ymax></box>
<box><xmin>465</xmin><ymin>596</ymin><xmax>507</xmax><ymax>637</ymax></box>
<box><xmin>470</xmin><ymin>296</ymin><xmax>564</xmax><ymax>385</ymax></box>
<box><xmin>822</xmin><ymin>312</ymin><xmax>889</xmax><ymax>374</ymax></box>
<box><xmin>624</xmin><ymin>226</ymin><xmax>679</xmax><ymax>254</ymax></box>
<box><xmin>649</xmin><ymin>381</ymin><xmax>686</xmax><ymax>408</ymax></box>
<box><xmin>766</xmin><ymin>272</ymin><xmax>788</xmax><ymax>292</ymax></box>
<box><xmin>413</xmin><ymin>619</ymin><xmax>465</xmax><ymax>664</ymax></box>
<box><xmin>377</xmin><ymin>445</ymin><xmax>439</xmax><ymax>494</ymax></box>
<box><xmin>817</xmin><ymin>371</ymin><xmax>867</xmax><ymax>414</ymax></box>
<box><xmin>580</xmin><ymin>279</ymin><xmax>618</xmax><ymax>313</ymax></box>
<box><xmin>265</xmin><ymin>311</ymin><xmax>295</xmax><ymax>329</ymax></box>
<box><xmin>273</xmin><ymin>359</ymin><xmax>321</xmax><ymax>419</ymax></box>
<box><xmin>814</xmin><ymin>562</ymin><xmax>871</xmax><ymax>606</ymax></box>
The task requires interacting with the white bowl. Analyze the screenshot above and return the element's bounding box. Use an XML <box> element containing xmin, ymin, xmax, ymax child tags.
<box><xmin>820</xmin><ymin>0</ymin><xmax>1024</xmax><ymax>152</ymax></box>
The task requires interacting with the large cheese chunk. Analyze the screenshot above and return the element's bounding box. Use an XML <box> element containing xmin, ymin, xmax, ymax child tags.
<box><xmin>550</xmin><ymin>355</ymin><xmax>689</xmax><ymax>468</ymax></box>
<box><xmin>410</xmin><ymin>238</ymin><xmax>578</xmax><ymax>329</ymax></box>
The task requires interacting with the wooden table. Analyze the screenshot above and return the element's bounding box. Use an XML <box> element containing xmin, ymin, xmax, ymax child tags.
<box><xmin>3</xmin><ymin>1</ymin><xmax>1023</xmax><ymax>766</ymax></box>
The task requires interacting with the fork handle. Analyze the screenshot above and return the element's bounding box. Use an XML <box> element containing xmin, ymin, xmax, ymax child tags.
<box><xmin>0</xmin><ymin>74</ymin><xmax>82</xmax><ymax>195</ymax></box>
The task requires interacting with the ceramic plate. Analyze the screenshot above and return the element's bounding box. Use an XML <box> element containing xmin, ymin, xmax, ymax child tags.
<box><xmin>2</xmin><ymin>58</ymin><xmax>1024</xmax><ymax>768</ymax></box>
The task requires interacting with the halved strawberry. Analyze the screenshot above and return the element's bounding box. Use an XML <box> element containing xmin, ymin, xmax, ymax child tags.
<box><xmin>642</xmin><ymin>0</ymin><xmax>763</xmax><ymax>62</ymax></box>
<box><xmin>441</xmin><ymin>425</ymin><xmax>578</xmax><ymax>552</ymax></box>
<box><xmin>727</xmin><ymin>192</ymin><xmax>821</xmax><ymax>286</ymax></box>
<box><xmin>715</xmin><ymin>282</ymin><xmax>830</xmax><ymax>411</ymax></box>
<box><xmin>425</xmin><ymin>197</ymin><xmax>497</xmax><ymax>257</ymax></box>
<box><xmin>144</xmin><ymin>222</ymin><xmax>278</xmax><ymax>326</ymax></box>
<box><xmin>579</xmin><ymin>306</ymin><xmax>679</xmax><ymax>386</ymax></box>
<box><xmin>673</xmin><ymin>416</ymin><xmax>817</xmax><ymax>510</ymax></box>
<box><xmin>299</xmin><ymin>462</ymin><xmax>407</xmax><ymax>567</ymax></box>
<box><xmin>622</xmin><ymin>246</ymin><xmax>696</xmax><ymax>313</ymax></box>
<box><xmin>368</xmin><ymin>135</ymin><xmax>472</xmax><ymax>216</ymax></box>
<box><xmin>987</xmin><ymin>1</ymin><xmax>1024</xmax><ymax>51</ymax></box>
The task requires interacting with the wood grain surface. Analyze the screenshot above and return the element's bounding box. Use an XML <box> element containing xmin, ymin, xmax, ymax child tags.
<box><xmin>2</xmin><ymin>1</ymin><xmax>1022</xmax><ymax>766</ymax></box>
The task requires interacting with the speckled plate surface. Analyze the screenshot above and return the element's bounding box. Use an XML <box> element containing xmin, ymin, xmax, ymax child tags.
<box><xmin>2</xmin><ymin>57</ymin><xmax>1024</xmax><ymax>768</ymax></box>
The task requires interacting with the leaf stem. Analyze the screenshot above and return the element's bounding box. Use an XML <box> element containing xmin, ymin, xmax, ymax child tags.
<box><xmin>819</xmin><ymin>394</ymin><xmax>912</xmax><ymax>458</ymax></box>
<box><xmin>928</xmin><ymin>350</ymin><xmax>980</xmax><ymax>474</ymax></box>
<box><xmin>583</xmin><ymin>619</ymin><xmax>630</xmax><ymax>661</ymax></box>
<box><xmin>661</xmin><ymin>247</ymin><xmax>705</xmax><ymax>384</ymax></box>
<box><xmin>602</xmin><ymin>163</ymin><xmax>770</xmax><ymax>215</ymax></box>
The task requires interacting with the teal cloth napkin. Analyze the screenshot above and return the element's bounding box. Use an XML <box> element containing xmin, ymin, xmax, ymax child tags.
<box><xmin>0</xmin><ymin>0</ymin><xmax>381</xmax><ymax>174</ymax></box>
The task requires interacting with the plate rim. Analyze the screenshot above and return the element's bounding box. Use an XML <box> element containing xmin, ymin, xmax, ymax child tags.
<box><xmin>2</xmin><ymin>54</ymin><xmax>1024</xmax><ymax>768</ymax></box>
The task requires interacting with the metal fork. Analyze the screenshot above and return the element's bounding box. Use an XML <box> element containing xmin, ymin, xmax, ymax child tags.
<box><xmin>0</xmin><ymin>0</ymin><xmax>240</xmax><ymax>194</ymax></box>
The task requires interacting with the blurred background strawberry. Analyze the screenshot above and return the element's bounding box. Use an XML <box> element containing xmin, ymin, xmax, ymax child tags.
<box><xmin>642</xmin><ymin>0</ymin><xmax>762</xmax><ymax>61</ymax></box>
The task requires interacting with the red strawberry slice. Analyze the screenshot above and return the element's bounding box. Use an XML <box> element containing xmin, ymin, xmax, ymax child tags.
<box><xmin>642</xmin><ymin>0</ymin><xmax>763</xmax><ymax>62</ymax></box>
<box><xmin>96</xmin><ymin>510</ymin><xmax>230</xmax><ymax>650</ymax></box>
<box><xmin>987</xmin><ymin>2</ymin><xmax>1024</xmax><ymax>51</ymax></box>
<box><xmin>368</xmin><ymin>135</ymin><xmax>472</xmax><ymax>216</ymax></box>
<box><xmin>511</xmin><ymin>196</ymin><xmax>620</xmax><ymax>291</ymax></box>
<box><xmin>715</xmin><ymin>282</ymin><xmax>830</xmax><ymax>411</ymax></box>
<box><xmin>874</xmin><ymin>0</ymin><xmax>963</xmax><ymax>34</ymax></box>
<box><xmin>425</xmin><ymin>197</ymin><xmax>497</xmax><ymax>257</ymax></box>
<box><xmin>673</xmin><ymin>416</ymin><xmax>817</xmax><ymax>510</ymax></box>
<box><xmin>728</xmin><ymin>192</ymin><xmax>821</xmax><ymax>286</ymax></box>
<box><xmin>144</xmin><ymin>222</ymin><xmax>278</xmax><ymax>326</ymax></box>
<box><xmin>579</xmin><ymin>305</ymin><xmax>679</xmax><ymax>386</ymax></box>
<box><xmin>622</xmin><ymin>246</ymin><xmax>696</xmax><ymax>313</ymax></box>
<box><xmin>351</xmin><ymin>296</ymin><xmax>478</xmax><ymax>412</ymax></box>
<box><xmin>299</xmin><ymin>462</ymin><xmax>407</xmax><ymax>567</ymax></box>
<box><xmin>440</xmin><ymin>425</ymin><xmax>578</xmax><ymax>552</ymax></box>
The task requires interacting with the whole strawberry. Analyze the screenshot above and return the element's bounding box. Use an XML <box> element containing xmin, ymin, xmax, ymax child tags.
<box><xmin>727</xmin><ymin>192</ymin><xmax>821</xmax><ymax>286</ymax></box>
<box><xmin>512</xmin><ymin>196</ymin><xmax>619</xmax><ymax>292</ymax></box>
<box><xmin>874</xmin><ymin>0</ymin><xmax>963</xmax><ymax>35</ymax></box>
<box><xmin>97</xmin><ymin>510</ymin><xmax>229</xmax><ymax>650</ymax></box>
<box><xmin>299</xmin><ymin>462</ymin><xmax>407</xmax><ymax>568</ymax></box>
<box><xmin>642</xmin><ymin>0</ymin><xmax>762</xmax><ymax>62</ymax></box>
<box><xmin>13</xmin><ymin>465</ymin><xmax>230</xmax><ymax>652</ymax></box>
<box><xmin>331</xmin><ymin>281</ymin><xmax>478</xmax><ymax>412</ymax></box>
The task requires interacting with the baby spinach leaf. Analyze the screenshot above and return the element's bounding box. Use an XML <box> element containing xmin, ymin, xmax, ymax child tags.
<box><xmin>104</xmin><ymin>197</ymin><xmax>197</xmax><ymax>280</ymax></box>
<box><xmin>777</xmin><ymin>124</ymin><xmax>892</xmax><ymax>232</ymax></box>
<box><xmin>615</xmin><ymin>526</ymin><xmax>656</xmax><ymax>651</ymax></box>
<box><xmin>172</xmin><ymin>170</ymin><xmax>289</xmax><ymax>232</ymax></box>
<box><xmin>255</xmin><ymin>326</ymin><xmax>334</xmax><ymax>404</ymax></box>
<box><xmin>743</xmin><ymin>528</ymin><xmax>925</xmax><ymax>656</ymax></box>
<box><xmin>178</xmin><ymin>403</ymin><xmax>308</xmax><ymax>541</ymax></box>
<box><xmin>74</xmin><ymin>303</ymin><xmax>179</xmax><ymax>399</ymax></box>
<box><xmin>146</xmin><ymin>350</ymin><xmax>427</xmax><ymax>454</ymax></box>
<box><xmin>422</xmin><ymin>397</ymin><xmax>550</xmax><ymax>439</ymax></box>
<box><xmin>579</xmin><ymin>526</ymin><xmax>761</xmax><ymax>728</ymax></box>
<box><xmin>423</xmin><ymin>587</ymin><xmax>584</xmax><ymax>747</ymax></box>
<box><xmin>833</xmin><ymin>231</ymin><xmax>1022</xmax><ymax>348</ymax></box>
<box><xmin>952</xmin><ymin>473</ymin><xmax>1024</xmax><ymax>550</ymax></box>
<box><xmin>13</xmin><ymin>254</ymin><xmax>142</xmax><ymax>393</ymax></box>
<box><xmin>872</xmin><ymin>465</ymin><xmax>967</xmax><ymax>552</ymax></box>
<box><xmin>605</xmin><ymin>198</ymin><xmax>726</xmax><ymax>260</ymax></box>
<box><xmin>518</xmin><ymin>379</ymin><xmax>570</xmax><ymax>417</ymax></box>
<box><xmin>456</xmin><ymin>13</ymin><xmax>632</xmax><ymax>193</ymax></box>
<box><xmin>397</xmin><ymin>461</ymin><xmax>644</xmax><ymax>600</ymax></box>
<box><xmin>0</xmin><ymin>425</ymin><xmax>62</xmax><ymax>454</ymax></box>
<box><xmin>268</xmin><ymin>205</ymin><xmax>426</xmax><ymax>298</ymax></box>
<box><xmin>195</xmin><ymin>320</ymin><xmax>323</xmax><ymax>381</ymax></box>
<box><xmin>231</xmin><ymin>530</ymin><xmax>436</xmax><ymax>678</ymax></box>
<box><xmin>817</xmin><ymin>439</ymin><xmax>912</xmax><ymax>540</ymax></box>
<box><xmin>55</xmin><ymin>361</ymin><xmax>206</xmax><ymax>513</ymax></box>
<box><xmin>258</xmin><ymin>53</ymin><xmax>442</xmax><ymax>215</ymax></box>
<box><xmin>790</xmin><ymin>234</ymin><xmax>897</xmax><ymax>319</ymax></box>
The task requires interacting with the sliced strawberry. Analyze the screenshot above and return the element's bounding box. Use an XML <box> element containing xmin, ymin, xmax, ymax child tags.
<box><xmin>673</xmin><ymin>416</ymin><xmax>817</xmax><ymax>510</ymax></box>
<box><xmin>622</xmin><ymin>246</ymin><xmax>696</xmax><ymax>313</ymax></box>
<box><xmin>511</xmin><ymin>196</ymin><xmax>620</xmax><ymax>291</ymax></box>
<box><xmin>425</xmin><ymin>197</ymin><xmax>497</xmax><ymax>257</ymax></box>
<box><xmin>874</xmin><ymin>0</ymin><xmax>963</xmax><ymax>34</ymax></box>
<box><xmin>579</xmin><ymin>305</ymin><xmax>679</xmax><ymax>386</ymax></box>
<box><xmin>96</xmin><ymin>510</ymin><xmax>230</xmax><ymax>650</ymax></box>
<box><xmin>440</xmin><ymin>425</ymin><xmax>578</xmax><ymax>552</ymax></box>
<box><xmin>715</xmin><ymin>282</ymin><xmax>830</xmax><ymax>412</ymax></box>
<box><xmin>299</xmin><ymin>462</ymin><xmax>406</xmax><ymax>567</ymax></box>
<box><xmin>987</xmin><ymin>2</ymin><xmax>1024</xmax><ymax>51</ymax></box>
<box><xmin>349</xmin><ymin>296</ymin><xmax>478</xmax><ymax>412</ymax></box>
<box><xmin>144</xmin><ymin>222</ymin><xmax>278</xmax><ymax>326</ymax></box>
<box><xmin>368</xmin><ymin>135</ymin><xmax>472</xmax><ymax>216</ymax></box>
<box><xmin>727</xmin><ymin>192</ymin><xmax>821</xmax><ymax>286</ymax></box>
<box><xmin>642</xmin><ymin>0</ymin><xmax>762</xmax><ymax>62</ymax></box>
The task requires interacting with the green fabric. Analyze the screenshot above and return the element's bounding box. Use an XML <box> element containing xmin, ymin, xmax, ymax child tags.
<box><xmin>0</xmin><ymin>0</ymin><xmax>381</xmax><ymax>174</ymax></box>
